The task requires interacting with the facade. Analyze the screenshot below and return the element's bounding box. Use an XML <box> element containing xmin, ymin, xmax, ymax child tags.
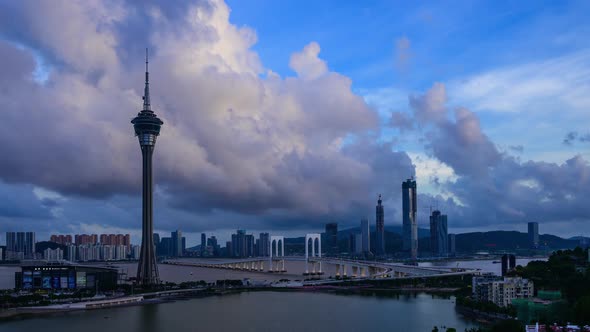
<box><xmin>402</xmin><ymin>179</ymin><xmax>418</xmax><ymax>260</ymax></box>
<box><xmin>50</xmin><ymin>235</ymin><xmax>73</xmax><ymax>245</ymax></box>
<box><xmin>68</xmin><ymin>244</ymin><xmax>128</xmax><ymax>262</ymax></box>
<box><xmin>99</xmin><ymin>234</ymin><xmax>130</xmax><ymax>248</ymax></box>
<box><xmin>502</xmin><ymin>254</ymin><xmax>516</xmax><ymax>276</ymax></box>
<box><xmin>159</xmin><ymin>237</ymin><xmax>172</xmax><ymax>257</ymax></box>
<box><xmin>258</xmin><ymin>233</ymin><xmax>269</xmax><ymax>256</ymax></box>
<box><xmin>171</xmin><ymin>230</ymin><xmax>183</xmax><ymax>257</ymax></box>
<box><xmin>448</xmin><ymin>233</ymin><xmax>456</xmax><ymax>256</ymax></box>
<box><xmin>235</xmin><ymin>230</ymin><xmax>247</xmax><ymax>257</ymax></box>
<box><xmin>429</xmin><ymin>210</ymin><xmax>448</xmax><ymax>256</ymax></box>
<box><xmin>16</xmin><ymin>264</ymin><xmax>118</xmax><ymax>291</ymax></box>
<box><xmin>44</xmin><ymin>248</ymin><xmax>63</xmax><ymax>261</ymax></box>
<box><xmin>375</xmin><ymin>195</ymin><xmax>385</xmax><ymax>256</ymax></box>
<box><xmin>325</xmin><ymin>223</ymin><xmax>338</xmax><ymax>256</ymax></box>
<box><xmin>348</xmin><ymin>232</ymin><xmax>363</xmax><ymax>255</ymax></box>
<box><xmin>132</xmin><ymin>51</ymin><xmax>163</xmax><ymax>286</ymax></box>
<box><xmin>67</xmin><ymin>245</ymin><xmax>77</xmax><ymax>261</ymax></box>
<box><xmin>245</xmin><ymin>234</ymin><xmax>255</xmax><ymax>257</ymax></box>
<box><xmin>75</xmin><ymin>234</ymin><xmax>98</xmax><ymax>245</ymax></box>
<box><xmin>473</xmin><ymin>275</ymin><xmax>534</xmax><ymax>307</ymax></box>
<box><xmin>361</xmin><ymin>218</ymin><xmax>370</xmax><ymax>254</ymax></box>
<box><xmin>528</xmin><ymin>222</ymin><xmax>539</xmax><ymax>249</ymax></box>
<box><xmin>207</xmin><ymin>236</ymin><xmax>219</xmax><ymax>256</ymax></box>
<box><xmin>6</xmin><ymin>232</ymin><xmax>36</xmax><ymax>259</ymax></box>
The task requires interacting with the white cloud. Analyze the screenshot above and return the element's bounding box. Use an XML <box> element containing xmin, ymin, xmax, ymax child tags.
<box><xmin>448</xmin><ymin>50</ymin><xmax>590</xmax><ymax>114</ymax></box>
<box><xmin>289</xmin><ymin>42</ymin><xmax>328</xmax><ymax>80</ymax></box>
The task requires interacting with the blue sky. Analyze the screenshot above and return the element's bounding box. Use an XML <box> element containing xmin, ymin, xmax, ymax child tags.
<box><xmin>224</xmin><ymin>0</ymin><xmax>590</xmax><ymax>168</ymax></box>
<box><xmin>0</xmin><ymin>0</ymin><xmax>589</xmax><ymax>245</ymax></box>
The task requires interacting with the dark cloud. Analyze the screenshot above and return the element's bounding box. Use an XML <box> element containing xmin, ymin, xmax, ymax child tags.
<box><xmin>405</xmin><ymin>83</ymin><xmax>590</xmax><ymax>229</ymax></box>
<box><xmin>563</xmin><ymin>131</ymin><xmax>590</xmax><ymax>145</ymax></box>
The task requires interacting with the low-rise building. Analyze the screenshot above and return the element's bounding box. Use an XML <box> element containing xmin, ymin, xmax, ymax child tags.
<box><xmin>15</xmin><ymin>264</ymin><xmax>119</xmax><ymax>290</ymax></box>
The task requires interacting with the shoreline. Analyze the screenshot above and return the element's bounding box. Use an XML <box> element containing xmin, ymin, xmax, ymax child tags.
<box><xmin>0</xmin><ymin>286</ymin><xmax>459</xmax><ymax>322</ymax></box>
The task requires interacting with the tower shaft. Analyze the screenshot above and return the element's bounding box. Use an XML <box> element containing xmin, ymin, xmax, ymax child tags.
<box><xmin>136</xmin><ymin>145</ymin><xmax>159</xmax><ymax>285</ymax></box>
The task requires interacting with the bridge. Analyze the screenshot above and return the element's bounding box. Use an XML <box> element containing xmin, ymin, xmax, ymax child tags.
<box><xmin>162</xmin><ymin>232</ymin><xmax>478</xmax><ymax>281</ymax></box>
<box><xmin>162</xmin><ymin>256</ymin><xmax>476</xmax><ymax>281</ymax></box>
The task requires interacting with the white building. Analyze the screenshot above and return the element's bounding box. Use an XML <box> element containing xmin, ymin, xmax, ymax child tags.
<box><xmin>67</xmin><ymin>245</ymin><xmax>77</xmax><ymax>261</ymax></box>
<box><xmin>44</xmin><ymin>248</ymin><xmax>64</xmax><ymax>261</ymax></box>
<box><xmin>131</xmin><ymin>245</ymin><xmax>140</xmax><ymax>260</ymax></box>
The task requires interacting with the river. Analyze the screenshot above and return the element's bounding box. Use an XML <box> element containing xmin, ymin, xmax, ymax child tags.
<box><xmin>0</xmin><ymin>291</ymin><xmax>478</xmax><ymax>332</ymax></box>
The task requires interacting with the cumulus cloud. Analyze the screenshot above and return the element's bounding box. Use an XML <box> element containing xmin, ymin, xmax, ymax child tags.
<box><xmin>0</xmin><ymin>0</ymin><xmax>411</xmax><ymax>234</ymax></box>
<box><xmin>402</xmin><ymin>83</ymin><xmax>590</xmax><ymax>229</ymax></box>
<box><xmin>289</xmin><ymin>42</ymin><xmax>328</xmax><ymax>80</ymax></box>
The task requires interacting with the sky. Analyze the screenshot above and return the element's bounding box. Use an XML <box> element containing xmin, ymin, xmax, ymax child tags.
<box><xmin>0</xmin><ymin>0</ymin><xmax>589</xmax><ymax>245</ymax></box>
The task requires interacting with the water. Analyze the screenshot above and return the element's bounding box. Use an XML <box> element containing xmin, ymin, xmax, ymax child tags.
<box><xmin>0</xmin><ymin>291</ymin><xmax>477</xmax><ymax>332</ymax></box>
<box><xmin>419</xmin><ymin>257</ymin><xmax>545</xmax><ymax>275</ymax></box>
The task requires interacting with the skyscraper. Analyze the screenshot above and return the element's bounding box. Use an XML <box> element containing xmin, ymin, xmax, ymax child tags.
<box><xmin>233</xmin><ymin>230</ymin><xmax>247</xmax><ymax>257</ymax></box>
<box><xmin>258</xmin><ymin>233</ymin><xmax>269</xmax><ymax>256</ymax></box>
<box><xmin>153</xmin><ymin>233</ymin><xmax>160</xmax><ymax>256</ymax></box>
<box><xmin>325</xmin><ymin>223</ymin><xmax>338</xmax><ymax>256</ymax></box>
<box><xmin>201</xmin><ymin>233</ymin><xmax>206</xmax><ymax>253</ymax></box>
<box><xmin>245</xmin><ymin>234</ymin><xmax>255</xmax><ymax>257</ymax></box>
<box><xmin>402</xmin><ymin>178</ymin><xmax>418</xmax><ymax>260</ymax></box>
<box><xmin>6</xmin><ymin>232</ymin><xmax>36</xmax><ymax>259</ymax></box>
<box><xmin>171</xmin><ymin>230</ymin><xmax>183</xmax><ymax>257</ymax></box>
<box><xmin>361</xmin><ymin>218</ymin><xmax>370</xmax><ymax>254</ymax></box>
<box><xmin>528</xmin><ymin>222</ymin><xmax>539</xmax><ymax>249</ymax></box>
<box><xmin>429</xmin><ymin>210</ymin><xmax>448</xmax><ymax>257</ymax></box>
<box><xmin>133</xmin><ymin>50</ymin><xmax>163</xmax><ymax>286</ymax></box>
<box><xmin>448</xmin><ymin>233</ymin><xmax>456</xmax><ymax>256</ymax></box>
<box><xmin>375</xmin><ymin>194</ymin><xmax>385</xmax><ymax>256</ymax></box>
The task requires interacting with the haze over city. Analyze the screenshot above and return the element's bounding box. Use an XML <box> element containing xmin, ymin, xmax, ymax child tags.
<box><xmin>1</xmin><ymin>1</ymin><xmax>589</xmax><ymax>245</ymax></box>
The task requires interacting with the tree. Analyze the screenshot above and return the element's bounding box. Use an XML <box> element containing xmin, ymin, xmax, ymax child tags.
<box><xmin>490</xmin><ymin>320</ymin><xmax>523</xmax><ymax>332</ymax></box>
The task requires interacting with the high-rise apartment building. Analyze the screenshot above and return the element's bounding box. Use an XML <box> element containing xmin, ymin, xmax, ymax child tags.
<box><xmin>528</xmin><ymin>222</ymin><xmax>539</xmax><ymax>249</ymax></box>
<box><xmin>6</xmin><ymin>232</ymin><xmax>36</xmax><ymax>259</ymax></box>
<box><xmin>375</xmin><ymin>195</ymin><xmax>385</xmax><ymax>256</ymax></box>
<box><xmin>429</xmin><ymin>210</ymin><xmax>448</xmax><ymax>257</ymax></box>
<box><xmin>402</xmin><ymin>178</ymin><xmax>418</xmax><ymax>260</ymax></box>
<box><xmin>75</xmin><ymin>234</ymin><xmax>98</xmax><ymax>245</ymax></box>
<box><xmin>325</xmin><ymin>223</ymin><xmax>338</xmax><ymax>256</ymax></box>
<box><xmin>50</xmin><ymin>234</ymin><xmax>72</xmax><ymax>245</ymax></box>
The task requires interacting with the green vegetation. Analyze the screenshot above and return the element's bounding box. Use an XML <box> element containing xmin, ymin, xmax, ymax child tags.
<box><xmin>512</xmin><ymin>247</ymin><xmax>590</xmax><ymax>324</ymax></box>
<box><xmin>456</xmin><ymin>296</ymin><xmax>516</xmax><ymax>317</ymax></box>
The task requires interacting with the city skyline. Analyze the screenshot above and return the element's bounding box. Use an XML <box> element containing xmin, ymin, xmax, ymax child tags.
<box><xmin>0</xmin><ymin>0</ymin><xmax>589</xmax><ymax>244</ymax></box>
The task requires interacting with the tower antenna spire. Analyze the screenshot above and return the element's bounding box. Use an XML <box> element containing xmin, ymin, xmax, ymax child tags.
<box><xmin>143</xmin><ymin>48</ymin><xmax>151</xmax><ymax>112</ymax></box>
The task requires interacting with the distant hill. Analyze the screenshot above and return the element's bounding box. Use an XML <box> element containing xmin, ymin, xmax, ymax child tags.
<box><xmin>456</xmin><ymin>231</ymin><xmax>578</xmax><ymax>252</ymax></box>
<box><xmin>270</xmin><ymin>228</ymin><xmax>579</xmax><ymax>255</ymax></box>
